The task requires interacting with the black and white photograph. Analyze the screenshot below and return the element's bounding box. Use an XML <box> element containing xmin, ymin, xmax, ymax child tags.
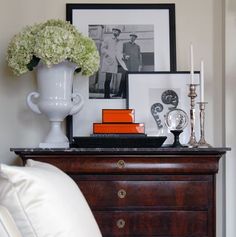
<box><xmin>66</xmin><ymin>4</ymin><xmax>176</xmax><ymax>137</ymax></box>
<box><xmin>89</xmin><ymin>24</ymin><xmax>154</xmax><ymax>99</ymax></box>
<box><xmin>128</xmin><ymin>72</ymin><xmax>200</xmax><ymax>145</ymax></box>
<box><xmin>149</xmin><ymin>88</ymin><xmax>180</xmax><ymax>138</ymax></box>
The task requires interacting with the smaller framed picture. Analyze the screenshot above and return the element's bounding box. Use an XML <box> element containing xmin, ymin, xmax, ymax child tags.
<box><xmin>127</xmin><ymin>72</ymin><xmax>200</xmax><ymax>145</ymax></box>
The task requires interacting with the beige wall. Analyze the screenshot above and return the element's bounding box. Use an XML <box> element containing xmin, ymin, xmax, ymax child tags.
<box><xmin>0</xmin><ymin>0</ymin><xmax>224</xmax><ymax>159</ymax></box>
<box><xmin>0</xmin><ymin>0</ymin><xmax>232</xmax><ymax>236</ymax></box>
<box><xmin>225</xmin><ymin>0</ymin><xmax>236</xmax><ymax>236</ymax></box>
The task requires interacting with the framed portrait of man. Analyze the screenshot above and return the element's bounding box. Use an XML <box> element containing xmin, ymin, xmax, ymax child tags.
<box><xmin>66</xmin><ymin>4</ymin><xmax>176</xmax><ymax>139</ymax></box>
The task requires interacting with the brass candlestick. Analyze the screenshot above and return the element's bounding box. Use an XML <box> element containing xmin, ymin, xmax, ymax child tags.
<box><xmin>187</xmin><ymin>84</ymin><xmax>199</xmax><ymax>147</ymax></box>
<box><xmin>197</xmin><ymin>102</ymin><xmax>212</xmax><ymax>148</ymax></box>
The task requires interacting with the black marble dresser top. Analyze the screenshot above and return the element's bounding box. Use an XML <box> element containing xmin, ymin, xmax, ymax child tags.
<box><xmin>11</xmin><ymin>147</ymin><xmax>231</xmax><ymax>156</ymax></box>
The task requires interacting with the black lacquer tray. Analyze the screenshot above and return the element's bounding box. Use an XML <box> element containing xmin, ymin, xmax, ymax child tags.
<box><xmin>71</xmin><ymin>136</ymin><xmax>167</xmax><ymax>148</ymax></box>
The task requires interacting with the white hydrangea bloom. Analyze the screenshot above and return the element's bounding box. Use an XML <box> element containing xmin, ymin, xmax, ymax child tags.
<box><xmin>6</xmin><ymin>19</ymin><xmax>100</xmax><ymax>77</ymax></box>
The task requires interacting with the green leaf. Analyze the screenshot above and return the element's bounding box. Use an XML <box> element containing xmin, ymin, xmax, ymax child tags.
<box><xmin>75</xmin><ymin>67</ymin><xmax>82</xmax><ymax>74</ymax></box>
<box><xmin>27</xmin><ymin>55</ymin><xmax>40</xmax><ymax>71</ymax></box>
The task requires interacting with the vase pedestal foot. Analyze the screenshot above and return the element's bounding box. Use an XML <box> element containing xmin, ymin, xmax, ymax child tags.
<box><xmin>39</xmin><ymin>121</ymin><xmax>69</xmax><ymax>149</ymax></box>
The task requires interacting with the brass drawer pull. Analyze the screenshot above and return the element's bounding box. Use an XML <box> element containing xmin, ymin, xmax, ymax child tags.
<box><xmin>116</xmin><ymin>219</ymin><xmax>125</xmax><ymax>229</ymax></box>
<box><xmin>117</xmin><ymin>160</ymin><xmax>125</xmax><ymax>169</ymax></box>
<box><xmin>117</xmin><ymin>189</ymin><xmax>126</xmax><ymax>199</ymax></box>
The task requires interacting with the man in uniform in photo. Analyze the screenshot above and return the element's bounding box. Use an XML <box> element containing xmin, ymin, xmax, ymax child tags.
<box><xmin>100</xmin><ymin>26</ymin><xmax>128</xmax><ymax>99</ymax></box>
<box><xmin>113</xmin><ymin>32</ymin><xmax>142</xmax><ymax>98</ymax></box>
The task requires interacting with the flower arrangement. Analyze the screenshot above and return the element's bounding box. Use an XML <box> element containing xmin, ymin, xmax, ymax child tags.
<box><xmin>6</xmin><ymin>19</ymin><xmax>100</xmax><ymax>76</ymax></box>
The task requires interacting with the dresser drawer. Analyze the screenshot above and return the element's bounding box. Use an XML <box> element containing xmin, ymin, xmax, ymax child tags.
<box><xmin>37</xmin><ymin>155</ymin><xmax>219</xmax><ymax>174</ymax></box>
<box><xmin>78</xmin><ymin>180</ymin><xmax>209</xmax><ymax>209</ymax></box>
<box><xmin>94</xmin><ymin>211</ymin><xmax>208</xmax><ymax>237</ymax></box>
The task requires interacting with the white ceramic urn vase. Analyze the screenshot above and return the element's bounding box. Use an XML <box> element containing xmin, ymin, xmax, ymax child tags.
<box><xmin>27</xmin><ymin>61</ymin><xmax>84</xmax><ymax>148</ymax></box>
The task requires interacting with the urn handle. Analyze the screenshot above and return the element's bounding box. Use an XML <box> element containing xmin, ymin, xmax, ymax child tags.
<box><xmin>69</xmin><ymin>92</ymin><xmax>84</xmax><ymax>115</ymax></box>
<box><xmin>27</xmin><ymin>92</ymin><xmax>41</xmax><ymax>114</ymax></box>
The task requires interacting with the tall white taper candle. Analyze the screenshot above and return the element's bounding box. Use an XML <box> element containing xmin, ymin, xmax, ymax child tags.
<box><xmin>200</xmin><ymin>60</ymin><xmax>204</xmax><ymax>102</ymax></box>
<box><xmin>190</xmin><ymin>43</ymin><xmax>194</xmax><ymax>84</ymax></box>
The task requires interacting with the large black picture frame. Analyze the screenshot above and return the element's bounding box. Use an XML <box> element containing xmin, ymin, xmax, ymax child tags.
<box><xmin>66</xmin><ymin>3</ymin><xmax>176</xmax><ymax>143</ymax></box>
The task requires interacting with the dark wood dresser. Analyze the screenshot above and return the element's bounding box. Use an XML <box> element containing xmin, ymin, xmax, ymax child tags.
<box><xmin>11</xmin><ymin>147</ymin><xmax>229</xmax><ymax>237</ymax></box>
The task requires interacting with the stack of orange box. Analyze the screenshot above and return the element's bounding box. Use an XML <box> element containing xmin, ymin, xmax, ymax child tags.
<box><xmin>93</xmin><ymin>109</ymin><xmax>145</xmax><ymax>134</ymax></box>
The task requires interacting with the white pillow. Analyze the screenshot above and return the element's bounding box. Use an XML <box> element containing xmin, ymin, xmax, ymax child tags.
<box><xmin>0</xmin><ymin>159</ymin><xmax>102</xmax><ymax>237</ymax></box>
<box><xmin>0</xmin><ymin>205</ymin><xmax>22</xmax><ymax>237</ymax></box>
